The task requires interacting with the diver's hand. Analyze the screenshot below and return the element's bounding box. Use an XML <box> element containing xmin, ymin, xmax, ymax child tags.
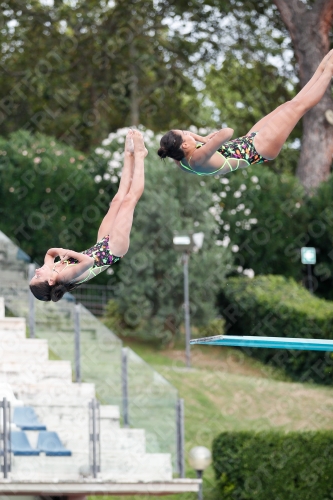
<box><xmin>125</xmin><ymin>129</ymin><xmax>135</xmax><ymax>154</ymax></box>
<box><xmin>204</xmin><ymin>131</ymin><xmax>219</xmax><ymax>142</ymax></box>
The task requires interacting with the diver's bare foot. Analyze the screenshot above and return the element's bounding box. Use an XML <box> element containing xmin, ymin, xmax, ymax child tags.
<box><xmin>318</xmin><ymin>49</ymin><xmax>333</xmax><ymax>73</ymax></box>
<box><xmin>325</xmin><ymin>55</ymin><xmax>333</xmax><ymax>76</ymax></box>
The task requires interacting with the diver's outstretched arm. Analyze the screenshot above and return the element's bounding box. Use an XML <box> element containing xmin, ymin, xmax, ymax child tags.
<box><xmin>190</xmin><ymin>128</ymin><xmax>234</xmax><ymax>167</ymax></box>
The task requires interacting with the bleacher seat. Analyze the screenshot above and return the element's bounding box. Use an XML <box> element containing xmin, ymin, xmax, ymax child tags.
<box><xmin>13</xmin><ymin>406</ymin><xmax>47</xmax><ymax>431</ymax></box>
<box><xmin>11</xmin><ymin>431</ymin><xmax>39</xmax><ymax>456</ymax></box>
<box><xmin>37</xmin><ymin>431</ymin><xmax>72</xmax><ymax>456</ymax></box>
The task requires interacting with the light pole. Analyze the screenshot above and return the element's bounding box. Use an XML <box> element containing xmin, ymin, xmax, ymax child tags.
<box><xmin>301</xmin><ymin>246</ymin><xmax>316</xmax><ymax>293</ymax></box>
<box><xmin>189</xmin><ymin>446</ymin><xmax>212</xmax><ymax>500</ymax></box>
<box><xmin>173</xmin><ymin>232</ymin><xmax>204</xmax><ymax>369</ymax></box>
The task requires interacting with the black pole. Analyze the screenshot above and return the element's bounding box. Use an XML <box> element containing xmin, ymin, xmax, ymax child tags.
<box><xmin>183</xmin><ymin>252</ymin><xmax>191</xmax><ymax>368</ymax></box>
<box><xmin>3</xmin><ymin>398</ymin><xmax>7</xmax><ymax>479</ymax></box>
<box><xmin>176</xmin><ymin>399</ymin><xmax>185</xmax><ymax>478</ymax></box>
<box><xmin>28</xmin><ymin>263</ymin><xmax>35</xmax><ymax>338</ymax></box>
<box><xmin>307</xmin><ymin>264</ymin><xmax>313</xmax><ymax>294</ymax></box>
<box><xmin>92</xmin><ymin>399</ymin><xmax>97</xmax><ymax>478</ymax></box>
<box><xmin>121</xmin><ymin>347</ymin><xmax>129</xmax><ymax>427</ymax></box>
<box><xmin>74</xmin><ymin>303</ymin><xmax>81</xmax><ymax>383</ymax></box>
<box><xmin>196</xmin><ymin>470</ymin><xmax>203</xmax><ymax>500</ymax></box>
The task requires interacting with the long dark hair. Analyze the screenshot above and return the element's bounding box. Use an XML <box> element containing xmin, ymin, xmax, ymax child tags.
<box><xmin>29</xmin><ymin>281</ymin><xmax>78</xmax><ymax>302</ymax></box>
<box><xmin>157</xmin><ymin>131</ymin><xmax>184</xmax><ymax>161</ymax></box>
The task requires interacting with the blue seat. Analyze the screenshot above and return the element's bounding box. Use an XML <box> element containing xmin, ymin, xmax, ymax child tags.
<box><xmin>11</xmin><ymin>431</ymin><xmax>39</xmax><ymax>456</ymax></box>
<box><xmin>37</xmin><ymin>431</ymin><xmax>72</xmax><ymax>456</ymax></box>
<box><xmin>13</xmin><ymin>407</ymin><xmax>47</xmax><ymax>431</ymax></box>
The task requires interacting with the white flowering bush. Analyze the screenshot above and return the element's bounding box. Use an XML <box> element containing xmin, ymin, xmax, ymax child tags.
<box><xmin>206</xmin><ymin>161</ymin><xmax>306</xmax><ymax>280</ymax></box>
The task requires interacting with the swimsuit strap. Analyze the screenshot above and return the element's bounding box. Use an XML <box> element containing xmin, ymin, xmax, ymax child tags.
<box><xmin>52</xmin><ymin>260</ymin><xmax>76</xmax><ymax>273</ymax></box>
<box><xmin>53</xmin><ymin>259</ymin><xmax>98</xmax><ymax>285</ymax></box>
<box><xmin>180</xmin><ymin>143</ymin><xmax>243</xmax><ymax>176</ymax></box>
<box><xmin>75</xmin><ymin>267</ymin><xmax>99</xmax><ymax>285</ymax></box>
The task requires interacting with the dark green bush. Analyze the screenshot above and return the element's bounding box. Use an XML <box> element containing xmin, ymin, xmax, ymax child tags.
<box><xmin>0</xmin><ymin>130</ymin><xmax>118</xmax><ymax>267</ymax></box>
<box><xmin>220</xmin><ymin>275</ymin><xmax>333</xmax><ymax>384</ymax></box>
<box><xmin>213</xmin><ymin>431</ymin><xmax>333</xmax><ymax>500</ymax></box>
<box><xmin>212</xmin><ymin>165</ymin><xmax>333</xmax><ymax>302</ymax></box>
<box><xmin>196</xmin><ymin>317</ymin><xmax>225</xmax><ymax>338</ymax></box>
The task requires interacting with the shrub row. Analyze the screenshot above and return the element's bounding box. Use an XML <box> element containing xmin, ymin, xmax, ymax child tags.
<box><xmin>213</xmin><ymin>431</ymin><xmax>333</xmax><ymax>500</ymax></box>
<box><xmin>220</xmin><ymin>275</ymin><xmax>333</xmax><ymax>384</ymax></box>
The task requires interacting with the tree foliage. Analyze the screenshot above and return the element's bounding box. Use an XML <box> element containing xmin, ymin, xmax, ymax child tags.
<box><xmin>0</xmin><ymin>0</ymin><xmax>224</xmax><ymax>150</ymax></box>
<box><xmin>0</xmin><ymin>129</ymin><xmax>118</xmax><ymax>264</ymax></box>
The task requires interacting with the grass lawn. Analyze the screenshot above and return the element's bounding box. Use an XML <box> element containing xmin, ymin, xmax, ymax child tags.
<box><xmin>90</xmin><ymin>337</ymin><xmax>333</xmax><ymax>500</ymax></box>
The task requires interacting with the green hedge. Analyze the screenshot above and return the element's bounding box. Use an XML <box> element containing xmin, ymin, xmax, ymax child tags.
<box><xmin>220</xmin><ymin>275</ymin><xmax>333</xmax><ymax>384</ymax></box>
<box><xmin>213</xmin><ymin>431</ymin><xmax>333</xmax><ymax>500</ymax></box>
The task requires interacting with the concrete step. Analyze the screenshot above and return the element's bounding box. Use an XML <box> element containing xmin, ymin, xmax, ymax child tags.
<box><xmin>0</xmin><ymin>329</ymin><xmax>26</xmax><ymax>341</ymax></box>
<box><xmin>0</xmin><ymin>317</ymin><xmax>26</xmax><ymax>332</ymax></box>
<box><xmin>101</xmin><ymin>453</ymin><xmax>172</xmax><ymax>481</ymax></box>
<box><xmin>11</xmin><ymin>453</ymin><xmax>87</xmax><ymax>481</ymax></box>
<box><xmin>0</xmin><ymin>360</ymin><xmax>72</xmax><ymax>384</ymax></box>
<box><xmin>17</xmin><ymin>395</ymin><xmax>94</xmax><ymax>411</ymax></box>
<box><xmin>31</xmin><ymin>405</ymin><xmax>123</xmax><ymax>454</ymax></box>
<box><xmin>11</xmin><ymin>452</ymin><xmax>172</xmax><ymax>482</ymax></box>
<box><xmin>16</xmin><ymin>382</ymin><xmax>96</xmax><ymax>406</ymax></box>
<box><xmin>25</xmin><ymin>429</ymin><xmax>89</xmax><ymax>455</ymax></box>
<box><xmin>32</xmin><ymin>406</ymin><xmax>90</xmax><ymax>453</ymax></box>
<box><xmin>100</xmin><ymin>405</ymin><xmax>120</xmax><ymax>429</ymax></box>
<box><xmin>0</xmin><ymin>339</ymin><xmax>48</xmax><ymax>362</ymax></box>
<box><xmin>100</xmin><ymin>428</ymin><xmax>146</xmax><ymax>454</ymax></box>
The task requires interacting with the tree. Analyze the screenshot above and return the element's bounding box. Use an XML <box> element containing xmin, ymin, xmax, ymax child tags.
<box><xmin>0</xmin><ymin>0</ymin><xmax>221</xmax><ymax>150</ymax></box>
<box><xmin>272</xmin><ymin>0</ymin><xmax>333</xmax><ymax>191</ymax></box>
<box><xmin>0</xmin><ymin>129</ymin><xmax>118</xmax><ymax>265</ymax></box>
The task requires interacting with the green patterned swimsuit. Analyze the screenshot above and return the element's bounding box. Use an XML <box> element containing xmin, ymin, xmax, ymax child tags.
<box><xmin>180</xmin><ymin>132</ymin><xmax>268</xmax><ymax>176</ymax></box>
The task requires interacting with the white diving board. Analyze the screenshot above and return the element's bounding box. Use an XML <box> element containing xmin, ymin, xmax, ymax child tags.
<box><xmin>190</xmin><ymin>335</ymin><xmax>333</xmax><ymax>351</ymax></box>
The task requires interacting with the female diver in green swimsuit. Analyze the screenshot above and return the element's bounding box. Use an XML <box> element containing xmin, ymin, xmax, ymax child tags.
<box><xmin>158</xmin><ymin>50</ymin><xmax>333</xmax><ymax>176</ymax></box>
<box><xmin>29</xmin><ymin>130</ymin><xmax>147</xmax><ymax>302</ymax></box>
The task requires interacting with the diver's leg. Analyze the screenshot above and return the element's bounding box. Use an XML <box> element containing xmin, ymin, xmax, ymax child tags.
<box><xmin>253</xmin><ymin>58</ymin><xmax>333</xmax><ymax>160</ymax></box>
<box><xmin>107</xmin><ymin>131</ymin><xmax>147</xmax><ymax>257</ymax></box>
<box><xmin>247</xmin><ymin>49</ymin><xmax>333</xmax><ymax>135</ymax></box>
<box><xmin>97</xmin><ymin>131</ymin><xmax>135</xmax><ymax>241</ymax></box>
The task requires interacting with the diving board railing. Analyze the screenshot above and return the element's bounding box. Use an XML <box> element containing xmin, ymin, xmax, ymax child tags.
<box><xmin>190</xmin><ymin>335</ymin><xmax>333</xmax><ymax>351</ymax></box>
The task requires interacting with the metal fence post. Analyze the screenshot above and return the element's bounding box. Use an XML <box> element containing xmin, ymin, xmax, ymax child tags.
<box><xmin>89</xmin><ymin>398</ymin><xmax>100</xmax><ymax>478</ymax></box>
<box><xmin>28</xmin><ymin>263</ymin><xmax>35</xmax><ymax>338</ymax></box>
<box><xmin>1</xmin><ymin>398</ymin><xmax>11</xmax><ymax>478</ymax></box>
<box><xmin>176</xmin><ymin>398</ymin><xmax>185</xmax><ymax>478</ymax></box>
<box><xmin>121</xmin><ymin>347</ymin><xmax>129</xmax><ymax>428</ymax></box>
<box><xmin>183</xmin><ymin>253</ymin><xmax>191</xmax><ymax>368</ymax></box>
<box><xmin>74</xmin><ymin>303</ymin><xmax>81</xmax><ymax>383</ymax></box>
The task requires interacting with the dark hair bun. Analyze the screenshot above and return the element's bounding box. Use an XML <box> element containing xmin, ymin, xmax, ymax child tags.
<box><xmin>51</xmin><ymin>284</ymin><xmax>67</xmax><ymax>302</ymax></box>
<box><xmin>157</xmin><ymin>131</ymin><xmax>184</xmax><ymax>161</ymax></box>
<box><xmin>157</xmin><ymin>147</ymin><xmax>168</xmax><ymax>159</ymax></box>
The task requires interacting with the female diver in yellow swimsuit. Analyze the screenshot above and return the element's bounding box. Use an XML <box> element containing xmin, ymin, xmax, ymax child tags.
<box><xmin>29</xmin><ymin>130</ymin><xmax>148</xmax><ymax>302</ymax></box>
<box><xmin>158</xmin><ymin>50</ymin><xmax>333</xmax><ymax>176</ymax></box>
